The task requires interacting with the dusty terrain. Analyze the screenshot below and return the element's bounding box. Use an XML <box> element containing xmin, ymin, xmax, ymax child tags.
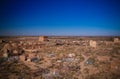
<box><xmin>0</xmin><ymin>36</ymin><xmax>120</xmax><ymax>79</ymax></box>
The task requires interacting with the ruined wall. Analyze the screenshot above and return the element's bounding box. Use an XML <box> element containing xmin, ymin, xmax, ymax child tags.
<box><xmin>0</xmin><ymin>39</ymin><xmax>3</xmax><ymax>43</ymax></box>
<box><xmin>39</xmin><ymin>36</ymin><xmax>48</xmax><ymax>42</ymax></box>
<box><xmin>89</xmin><ymin>40</ymin><xmax>97</xmax><ymax>48</ymax></box>
<box><xmin>114</xmin><ymin>38</ymin><xmax>119</xmax><ymax>43</ymax></box>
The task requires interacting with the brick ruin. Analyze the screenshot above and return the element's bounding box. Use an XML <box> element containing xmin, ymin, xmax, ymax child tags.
<box><xmin>89</xmin><ymin>40</ymin><xmax>97</xmax><ymax>48</ymax></box>
<box><xmin>0</xmin><ymin>36</ymin><xmax>120</xmax><ymax>79</ymax></box>
<box><xmin>39</xmin><ymin>36</ymin><xmax>48</xmax><ymax>42</ymax></box>
<box><xmin>114</xmin><ymin>38</ymin><xmax>119</xmax><ymax>43</ymax></box>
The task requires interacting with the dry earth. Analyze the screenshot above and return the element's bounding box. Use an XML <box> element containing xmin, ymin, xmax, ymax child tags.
<box><xmin>0</xmin><ymin>36</ymin><xmax>120</xmax><ymax>79</ymax></box>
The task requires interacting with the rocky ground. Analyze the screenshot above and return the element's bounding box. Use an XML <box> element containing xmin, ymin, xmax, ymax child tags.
<box><xmin>0</xmin><ymin>36</ymin><xmax>120</xmax><ymax>79</ymax></box>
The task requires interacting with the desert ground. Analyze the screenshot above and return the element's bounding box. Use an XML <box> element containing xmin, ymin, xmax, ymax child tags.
<box><xmin>0</xmin><ymin>36</ymin><xmax>120</xmax><ymax>79</ymax></box>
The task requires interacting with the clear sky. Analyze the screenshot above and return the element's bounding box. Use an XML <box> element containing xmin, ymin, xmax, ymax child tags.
<box><xmin>0</xmin><ymin>0</ymin><xmax>120</xmax><ymax>36</ymax></box>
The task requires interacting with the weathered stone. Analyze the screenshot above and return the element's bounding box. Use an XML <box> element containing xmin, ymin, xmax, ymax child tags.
<box><xmin>3</xmin><ymin>43</ymin><xmax>12</xmax><ymax>53</ymax></box>
<box><xmin>7</xmin><ymin>56</ymin><xmax>19</xmax><ymax>61</ymax></box>
<box><xmin>31</xmin><ymin>57</ymin><xmax>39</xmax><ymax>63</ymax></box>
<box><xmin>3</xmin><ymin>52</ymin><xmax>8</xmax><ymax>58</ymax></box>
<box><xmin>11</xmin><ymin>43</ymin><xmax>17</xmax><ymax>48</ymax></box>
<box><xmin>28</xmin><ymin>53</ymin><xmax>36</xmax><ymax>58</ymax></box>
<box><xmin>19</xmin><ymin>55</ymin><xmax>25</xmax><ymax>61</ymax></box>
<box><xmin>68</xmin><ymin>53</ymin><xmax>75</xmax><ymax>57</ymax></box>
<box><xmin>63</xmin><ymin>58</ymin><xmax>74</xmax><ymax>62</ymax></box>
<box><xmin>85</xmin><ymin>58</ymin><xmax>95</xmax><ymax>65</ymax></box>
<box><xmin>39</xmin><ymin>36</ymin><xmax>48</xmax><ymax>42</ymax></box>
<box><xmin>0</xmin><ymin>39</ymin><xmax>3</xmax><ymax>43</ymax></box>
<box><xmin>13</xmin><ymin>50</ymin><xmax>18</xmax><ymax>54</ymax></box>
<box><xmin>89</xmin><ymin>40</ymin><xmax>97</xmax><ymax>48</ymax></box>
<box><xmin>47</xmin><ymin>53</ymin><xmax>55</xmax><ymax>58</ymax></box>
<box><xmin>26</xmin><ymin>58</ymin><xmax>31</xmax><ymax>62</ymax></box>
<box><xmin>56</xmin><ymin>59</ymin><xmax>62</xmax><ymax>63</ymax></box>
<box><xmin>114</xmin><ymin>38</ymin><xmax>119</xmax><ymax>43</ymax></box>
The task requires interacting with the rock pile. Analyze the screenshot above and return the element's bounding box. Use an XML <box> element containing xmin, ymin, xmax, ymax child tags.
<box><xmin>2</xmin><ymin>43</ymin><xmax>24</xmax><ymax>57</ymax></box>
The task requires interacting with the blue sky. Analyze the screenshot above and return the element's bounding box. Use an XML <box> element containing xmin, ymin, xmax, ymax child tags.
<box><xmin>0</xmin><ymin>0</ymin><xmax>120</xmax><ymax>36</ymax></box>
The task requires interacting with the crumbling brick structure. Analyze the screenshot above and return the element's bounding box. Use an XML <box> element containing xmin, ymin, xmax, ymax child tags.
<box><xmin>39</xmin><ymin>36</ymin><xmax>48</xmax><ymax>42</ymax></box>
<box><xmin>114</xmin><ymin>38</ymin><xmax>119</xmax><ymax>43</ymax></box>
<box><xmin>89</xmin><ymin>40</ymin><xmax>97</xmax><ymax>48</ymax></box>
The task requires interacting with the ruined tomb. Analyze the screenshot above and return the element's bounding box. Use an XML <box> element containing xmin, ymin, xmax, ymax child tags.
<box><xmin>39</xmin><ymin>36</ymin><xmax>48</xmax><ymax>42</ymax></box>
<box><xmin>89</xmin><ymin>40</ymin><xmax>97</xmax><ymax>48</ymax></box>
<box><xmin>114</xmin><ymin>38</ymin><xmax>119</xmax><ymax>43</ymax></box>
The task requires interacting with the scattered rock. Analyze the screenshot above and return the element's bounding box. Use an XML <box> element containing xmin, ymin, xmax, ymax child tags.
<box><xmin>84</xmin><ymin>58</ymin><xmax>95</xmax><ymax>66</ymax></box>
<box><xmin>68</xmin><ymin>53</ymin><xmax>75</xmax><ymax>57</ymax></box>
<box><xmin>7</xmin><ymin>56</ymin><xmax>19</xmax><ymax>62</ymax></box>
<box><xmin>47</xmin><ymin>53</ymin><xmax>55</xmax><ymax>58</ymax></box>
<box><xmin>3</xmin><ymin>52</ymin><xmax>8</xmax><ymax>58</ymax></box>
<box><xmin>31</xmin><ymin>57</ymin><xmax>40</xmax><ymax>63</ymax></box>
<box><xmin>56</xmin><ymin>59</ymin><xmax>62</xmax><ymax>63</ymax></box>
<box><xmin>63</xmin><ymin>57</ymin><xmax>74</xmax><ymax>62</ymax></box>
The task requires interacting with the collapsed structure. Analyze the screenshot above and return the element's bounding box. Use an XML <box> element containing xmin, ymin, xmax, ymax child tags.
<box><xmin>1</xmin><ymin>43</ymin><xmax>24</xmax><ymax>57</ymax></box>
<box><xmin>0</xmin><ymin>36</ymin><xmax>120</xmax><ymax>79</ymax></box>
<box><xmin>114</xmin><ymin>38</ymin><xmax>119</xmax><ymax>43</ymax></box>
<box><xmin>0</xmin><ymin>39</ymin><xmax>3</xmax><ymax>43</ymax></box>
<box><xmin>89</xmin><ymin>40</ymin><xmax>97</xmax><ymax>48</ymax></box>
<box><xmin>39</xmin><ymin>36</ymin><xmax>48</xmax><ymax>42</ymax></box>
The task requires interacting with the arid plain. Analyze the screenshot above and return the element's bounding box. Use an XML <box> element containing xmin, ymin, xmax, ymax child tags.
<box><xmin>0</xmin><ymin>36</ymin><xmax>120</xmax><ymax>79</ymax></box>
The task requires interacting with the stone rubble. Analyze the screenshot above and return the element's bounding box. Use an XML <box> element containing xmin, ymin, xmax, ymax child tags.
<box><xmin>0</xmin><ymin>36</ymin><xmax>120</xmax><ymax>79</ymax></box>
